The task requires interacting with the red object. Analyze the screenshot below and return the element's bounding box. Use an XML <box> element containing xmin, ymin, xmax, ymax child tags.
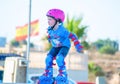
<box><xmin>74</xmin><ymin>41</ymin><xmax>79</xmax><ymax>45</ymax></box>
<box><xmin>77</xmin><ymin>82</ymin><xmax>95</xmax><ymax>84</ymax></box>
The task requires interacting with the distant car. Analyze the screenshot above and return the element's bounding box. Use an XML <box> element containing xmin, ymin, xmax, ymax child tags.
<box><xmin>28</xmin><ymin>74</ymin><xmax>76</xmax><ymax>84</ymax></box>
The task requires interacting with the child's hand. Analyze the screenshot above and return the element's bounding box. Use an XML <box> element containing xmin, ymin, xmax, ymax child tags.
<box><xmin>75</xmin><ymin>44</ymin><xmax>83</xmax><ymax>53</ymax></box>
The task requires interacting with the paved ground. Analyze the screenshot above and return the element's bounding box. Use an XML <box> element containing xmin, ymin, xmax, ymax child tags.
<box><xmin>28</xmin><ymin>67</ymin><xmax>88</xmax><ymax>82</ymax></box>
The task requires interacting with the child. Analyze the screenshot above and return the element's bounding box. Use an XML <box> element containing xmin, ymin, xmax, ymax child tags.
<box><xmin>38</xmin><ymin>8</ymin><xmax>83</xmax><ymax>84</ymax></box>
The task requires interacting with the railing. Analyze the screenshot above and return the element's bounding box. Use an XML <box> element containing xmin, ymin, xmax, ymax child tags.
<box><xmin>0</xmin><ymin>53</ymin><xmax>21</xmax><ymax>60</ymax></box>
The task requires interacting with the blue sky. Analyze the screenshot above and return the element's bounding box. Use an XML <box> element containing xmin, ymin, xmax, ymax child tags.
<box><xmin>0</xmin><ymin>0</ymin><xmax>120</xmax><ymax>43</ymax></box>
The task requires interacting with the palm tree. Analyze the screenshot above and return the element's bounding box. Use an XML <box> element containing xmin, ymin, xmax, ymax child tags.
<box><xmin>64</xmin><ymin>15</ymin><xmax>88</xmax><ymax>39</ymax></box>
<box><xmin>64</xmin><ymin>15</ymin><xmax>90</xmax><ymax>50</ymax></box>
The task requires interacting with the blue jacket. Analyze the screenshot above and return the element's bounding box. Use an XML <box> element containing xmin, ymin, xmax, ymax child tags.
<box><xmin>47</xmin><ymin>24</ymin><xmax>71</xmax><ymax>48</ymax></box>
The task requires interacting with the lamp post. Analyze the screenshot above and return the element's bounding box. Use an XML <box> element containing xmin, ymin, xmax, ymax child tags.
<box><xmin>26</xmin><ymin>0</ymin><xmax>32</xmax><ymax>83</ymax></box>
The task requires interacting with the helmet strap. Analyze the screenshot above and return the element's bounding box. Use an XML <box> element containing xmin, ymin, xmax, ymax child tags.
<box><xmin>51</xmin><ymin>19</ymin><xmax>58</xmax><ymax>29</ymax></box>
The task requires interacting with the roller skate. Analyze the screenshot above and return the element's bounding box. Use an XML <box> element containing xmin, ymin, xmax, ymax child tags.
<box><xmin>55</xmin><ymin>70</ymin><xmax>69</xmax><ymax>84</ymax></box>
<box><xmin>38</xmin><ymin>69</ymin><xmax>54</xmax><ymax>84</ymax></box>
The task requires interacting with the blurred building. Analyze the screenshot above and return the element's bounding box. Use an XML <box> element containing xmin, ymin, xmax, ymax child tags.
<box><xmin>0</xmin><ymin>37</ymin><xmax>6</xmax><ymax>47</ymax></box>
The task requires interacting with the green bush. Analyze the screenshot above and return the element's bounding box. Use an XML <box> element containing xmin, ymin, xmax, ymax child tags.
<box><xmin>99</xmin><ymin>45</ymin><xmax>116</xmax><ymax>55</ymax></box>
<box><xmin>81</xmin><ymin>41</ymin><xmax>90</xmax><ymax>50</ymax></box>
<box><xmin>88</xmin><ymin>62</ymin><xmax>105</xmax><ymax>76</ymax></box>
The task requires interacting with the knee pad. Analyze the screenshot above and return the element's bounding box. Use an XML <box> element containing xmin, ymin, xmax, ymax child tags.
<box><xmin>45</xmin><ymin>55</ymin><xmax>53</xmax><ymax>67</ymax></box>
<box><xmin>56</xmin><ymin>55</ymin><xmax>64</xmax><ymax>67</ymax></box>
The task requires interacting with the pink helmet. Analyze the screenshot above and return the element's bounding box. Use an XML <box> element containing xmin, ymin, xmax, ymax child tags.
<box><xmin>46</xmin><ymin>8</ymin><xmax>65</xmax><ymax>22</ymax></box>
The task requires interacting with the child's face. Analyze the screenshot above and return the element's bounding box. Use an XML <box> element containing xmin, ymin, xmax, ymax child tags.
<box><xmin>47</xmin><ymin>16</ymin><xmax>56</xmax><ymax>27</ymax></box>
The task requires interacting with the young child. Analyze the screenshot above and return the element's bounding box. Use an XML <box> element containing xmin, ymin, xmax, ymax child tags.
<box><xmin>38</xmin><ymin>8</ymin><xmax>83</xmax><ymax>84</ymax></box>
